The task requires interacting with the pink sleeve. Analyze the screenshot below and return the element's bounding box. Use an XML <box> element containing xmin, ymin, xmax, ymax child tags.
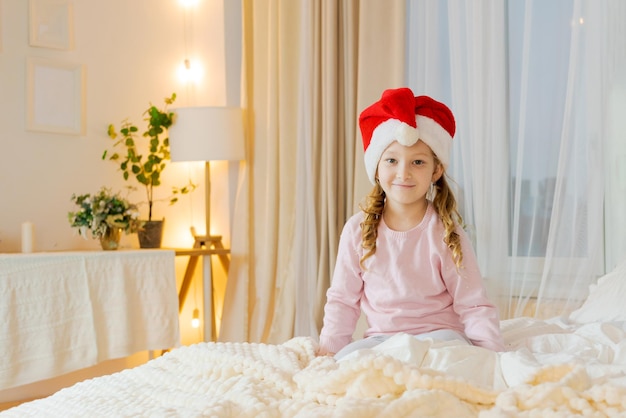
<box><xmin>442</xmin><ymin>228</ymin><xmax>505</xmax><ymax>352</ymax></box>
<box><xmin>318</xmin><ymin>216</ymin><xmax>364</xmax><ymax>354</ymax></box>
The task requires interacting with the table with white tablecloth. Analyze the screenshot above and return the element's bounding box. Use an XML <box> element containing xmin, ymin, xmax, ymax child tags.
<box><xmin>0</xmin><ymin>250</ymin><xmax>180</xmax><ymax>390</ymax></box>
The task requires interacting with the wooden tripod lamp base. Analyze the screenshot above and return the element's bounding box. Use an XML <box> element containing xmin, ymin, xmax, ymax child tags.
<box><xmin>175</xmin><ymin>227</ymin><xmax>231</xmax><ymax>341</ymax></box>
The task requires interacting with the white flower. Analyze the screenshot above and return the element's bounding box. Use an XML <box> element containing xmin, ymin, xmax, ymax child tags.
<box><xmin>68</xmin><ymin>187</ymin><xmax>143</xmax><ymax>239</ymax></box>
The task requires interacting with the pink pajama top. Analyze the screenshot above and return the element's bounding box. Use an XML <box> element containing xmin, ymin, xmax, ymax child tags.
<box><xmin>319</xmin><ymin>203</ymin><xmax>504</xmax><ymax>354</ymax></box>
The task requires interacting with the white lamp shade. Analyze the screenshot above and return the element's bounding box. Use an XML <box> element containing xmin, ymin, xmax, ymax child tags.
<box><xmin>169</xmin><ymin>106</ymin><xmax>245</xmax><ymax>162</ymax></box>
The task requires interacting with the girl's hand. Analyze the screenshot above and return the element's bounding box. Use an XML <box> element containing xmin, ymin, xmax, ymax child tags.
<box><xmin>316</xmin><ymin>347</ymin><xmax>335</xmax><ymax>357</ymax></box>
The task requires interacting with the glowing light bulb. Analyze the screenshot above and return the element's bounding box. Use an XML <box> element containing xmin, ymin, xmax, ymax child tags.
<box><xmin>191</xmin><ymin>308</ymin><xmax>200</xmax><ymax>328</ymax></box>
<box><xmin>177</xmin><ymin>59</ymin><xmax>202</xmax><ymax>84</ymax></box>
<box><xmin>180</xmin><ymin>0</ymin><xmax>199</xmax><ymax>7</ymax></box>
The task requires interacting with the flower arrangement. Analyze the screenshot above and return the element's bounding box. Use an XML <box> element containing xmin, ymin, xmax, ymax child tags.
<box><xmin>68</xmin><ymin>187</ymin><xmax>143</xmax><ymax>239</ymax></box>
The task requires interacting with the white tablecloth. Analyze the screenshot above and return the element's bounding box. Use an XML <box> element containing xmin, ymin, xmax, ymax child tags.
<box><xmin>0</xmin><ymin>250</ymin><xmax>180</xmax><ymax>390</ymax></box>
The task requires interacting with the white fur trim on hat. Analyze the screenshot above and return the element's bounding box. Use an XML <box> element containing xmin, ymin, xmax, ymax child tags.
<box><xmin>416</xmin><ymin>114</ymin><xmax>453</xmax><ymax>168</ymax></box>
<box><xmin>363</xmin><ymin>119</ymin><xmax>419</xmax><ymax>184</ymax></box>
<box><xmin>363</xmin><ymin>116</ymin><xmax>452</xmax><ymax>185</ymax></box>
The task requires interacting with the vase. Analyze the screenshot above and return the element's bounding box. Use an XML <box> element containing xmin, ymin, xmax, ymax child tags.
<box><xmin>99</xmin><ymin>227</ymin><xmax>122</xmax><ymax>251</ymax></box>
<box><xmin>137</xmin><ymin>219</ymin><xmax>164</xmax><ymax>249</ymax></box>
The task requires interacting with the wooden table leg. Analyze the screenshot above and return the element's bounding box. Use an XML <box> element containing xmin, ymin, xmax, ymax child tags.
<box><xmin>178</xmin><ymin>255</ymin><xmax>199</xmax><ymax>313</ymax></box>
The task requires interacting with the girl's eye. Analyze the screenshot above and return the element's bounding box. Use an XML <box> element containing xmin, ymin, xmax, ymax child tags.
<box><xmin>413</xmin><ymin>160</ymin><xmax>425</xmax><ymax>165</ymax></box>
<box><xmin>385</xmin><ymin>158</ymin><xmax>397</xmax><ymax>164</ymax></box>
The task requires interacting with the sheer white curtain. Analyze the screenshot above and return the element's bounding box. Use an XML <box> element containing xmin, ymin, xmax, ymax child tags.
<box><xmin>503</xmin><ymin>0</ymin><xmax>608</xmax><ymax>318</ymax></box>
<box><xmin>407</xmin><ymin>0</ymin><xmax>624</xmax><ymax>319</ymax></box>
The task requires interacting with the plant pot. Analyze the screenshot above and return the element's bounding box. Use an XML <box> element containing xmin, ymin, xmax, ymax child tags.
<box><xmin>100</xmin><ymin>227</ymin><xmax>122</xmax><ymax>251</ymax></box>
<box><xmin>138</xmin><ymin>219</ymin><xmax>164</xmax><ymax>248</ymax></box>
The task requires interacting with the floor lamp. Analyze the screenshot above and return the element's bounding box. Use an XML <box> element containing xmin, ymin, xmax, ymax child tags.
<box><xmin>169</xmin><ymin>106</ymin><xmax>245</xmax><ymax>340</ymax></box>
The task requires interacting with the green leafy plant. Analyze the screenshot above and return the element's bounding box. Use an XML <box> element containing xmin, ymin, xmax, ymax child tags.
<box><xmin>68</xmin><ymin>187</ymin><xmax>143</xmax><ymax>238</ymax></box>
<box><xmin>103</xmin><ymin>93</ymin><xmax>195</xmax><ymax>221</ymax></box>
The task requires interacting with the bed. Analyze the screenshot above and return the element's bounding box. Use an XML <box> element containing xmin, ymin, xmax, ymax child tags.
<box><xmin>3</xmin><ymin>260</ymin><xmax>626</xmax><ymax>417</ymax></box>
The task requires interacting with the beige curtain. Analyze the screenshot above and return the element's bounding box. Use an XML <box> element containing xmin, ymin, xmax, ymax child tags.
<box><xmin>220</xmin><ymin>0</ymin><xmax>405</xmax><ymax>343</ymax></box>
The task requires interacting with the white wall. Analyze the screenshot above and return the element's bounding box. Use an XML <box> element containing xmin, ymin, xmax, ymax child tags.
<box><xmin>0</xmin><ymin>0</ymin><xmax>241</xmax><ymax>253</ymax></box>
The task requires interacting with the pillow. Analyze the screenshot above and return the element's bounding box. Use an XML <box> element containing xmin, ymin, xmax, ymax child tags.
<box><xmin>569</xmin><ymin>258</ymin><xmax>626</xmax><ymax>323</ymax></box>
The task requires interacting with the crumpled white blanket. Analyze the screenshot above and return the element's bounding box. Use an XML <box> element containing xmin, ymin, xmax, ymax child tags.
<box><xmin>3</xmin><ymin>317</ymin><xmax>626</xmax><ymax>418</ymax></box>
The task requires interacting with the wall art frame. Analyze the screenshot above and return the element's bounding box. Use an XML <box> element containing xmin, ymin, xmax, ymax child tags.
<box><xmin>29</xmin><ymin>0</ymin><xmax>74</xmax><ymax>50</ymax></box>
<box><xmin>26</xmin><ymin>57</ymin><xmax>85</xmax><ymax>135</ymax></box>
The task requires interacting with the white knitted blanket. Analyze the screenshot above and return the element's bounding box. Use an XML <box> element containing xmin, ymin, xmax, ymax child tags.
<box><xmin>3</xmin><ymin>318</ymin><xmax>626</xmax><ymax>417</ymax></box>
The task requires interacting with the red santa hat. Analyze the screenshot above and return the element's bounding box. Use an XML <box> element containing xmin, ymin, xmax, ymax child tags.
<box><xmin>358</xmin><ymin>87</ymin><xmax>456</xmax><ymax>184</ymax></box>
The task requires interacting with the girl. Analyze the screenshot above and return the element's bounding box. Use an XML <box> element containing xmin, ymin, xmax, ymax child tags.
<box><xmin>318</xmin><ymin>88</ymin><xmax>504</xmax><ymax>359</ymax></box>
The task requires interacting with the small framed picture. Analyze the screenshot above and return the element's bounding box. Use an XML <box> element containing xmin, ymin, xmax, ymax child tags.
<box><xmin>29</xmin><ymin>0</ymin><xmax>74</xmax><ymax>50</ymax></box>
<box><xmin>26</xmin><ymin>57</ymin><xmax>86</xmax><ymax>135</ymax></box>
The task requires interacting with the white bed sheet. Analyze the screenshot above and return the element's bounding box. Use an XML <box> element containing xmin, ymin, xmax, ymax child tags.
<box><xmin>3</xmin><ymin>317</ymin><xmax>625</xmax><ymax>417</ymax></box>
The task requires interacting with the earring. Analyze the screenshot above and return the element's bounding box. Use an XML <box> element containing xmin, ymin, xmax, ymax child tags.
<box><xmin>427</xmin><ymin>182</ymin><xmax>435</xmax><ymax>201</ymax></box>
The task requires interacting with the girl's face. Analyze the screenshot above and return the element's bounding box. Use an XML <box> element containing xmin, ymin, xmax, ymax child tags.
<box><xmin>376</xmin><ymin>140</ymin><xmax>443</xmax><ymax>209</ymax></box>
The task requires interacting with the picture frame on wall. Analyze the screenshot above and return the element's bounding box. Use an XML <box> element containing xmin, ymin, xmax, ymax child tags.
<box><xmin>26</xmin><ymin>57</ymin><xmax>85</xmax><ymax>135</ymax></box>
<box><xmin>29</xmin><ymin>0</ymin><xmax>74</xmax><ymax>50</ymax></box>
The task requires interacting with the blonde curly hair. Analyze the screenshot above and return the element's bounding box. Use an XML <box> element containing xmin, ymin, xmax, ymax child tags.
<box><xmin>359</xmin><ymin>157</ymin><xmax>464</xmax><ymax>270</ymax></box>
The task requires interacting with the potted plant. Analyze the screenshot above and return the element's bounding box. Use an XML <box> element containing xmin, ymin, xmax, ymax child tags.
<box><xmin>68</xmin><ymin>187</ymin><xmax>143</xmax><ymax>250</ymax></box>
<box><xmin>103</xmin><ymin>93</ymin><xmax>195</xmax><ymax>248</ymax></box>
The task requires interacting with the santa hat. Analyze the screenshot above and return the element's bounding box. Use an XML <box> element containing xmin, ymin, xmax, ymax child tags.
<box><xmin>358</xmin><ymin>87</ymin><xmax>456</xmax><ymax>184</ymax></box>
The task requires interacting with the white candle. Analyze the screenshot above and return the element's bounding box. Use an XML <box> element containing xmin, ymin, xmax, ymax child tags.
<box><xmin>21</xmin><ymin>222</ymin><xmax>34</xmax><ymax>253</ymax></box>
